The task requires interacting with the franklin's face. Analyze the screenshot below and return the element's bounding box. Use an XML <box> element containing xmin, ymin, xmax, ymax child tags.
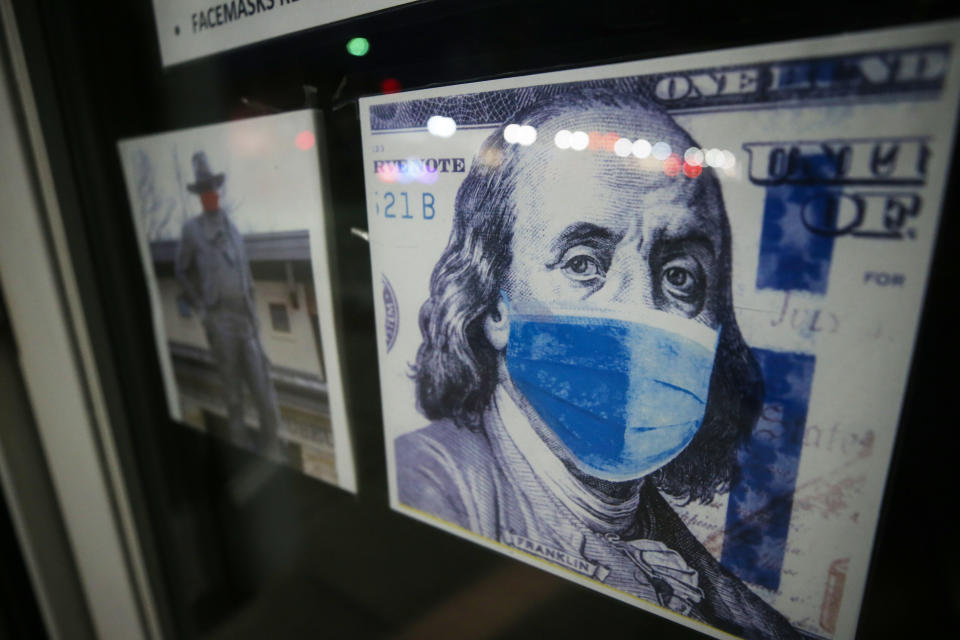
<box><xmin>503</xmin><ymin>127</ymin><xmax>724</xmax><ymax>329</ymax></box>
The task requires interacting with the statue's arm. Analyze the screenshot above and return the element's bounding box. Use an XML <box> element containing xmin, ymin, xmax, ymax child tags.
<box><xmin>174</xmin><ymin>225</ymin><xmax>204</xmax><ymax>313</ymax></box>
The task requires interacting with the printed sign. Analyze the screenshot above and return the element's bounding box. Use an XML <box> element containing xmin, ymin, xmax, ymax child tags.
<box><xmin>359</xmin><ymin>21</ymin><xmax>960</xmax><ymax>639</ymax></box>
<box><xmin>152</xmin><ymin>0</ymin><xmax>414</xmax><ymax>67</ymax></box>
<box><xmin>118</xmin><ymin>110</ymin><xmax>357</xmax><ymax>492</ymax></box>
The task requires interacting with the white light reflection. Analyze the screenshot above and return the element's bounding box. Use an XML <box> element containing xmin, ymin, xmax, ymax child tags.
<box><xmin>503</xmin><ymin>124</ymin><xmax>521</xmax><ymax>144</ymax></box>
<box><xmin>705</xmin><ymin>148</ymin><xmax>724</xmax><ymax>168</ymax></box>
<box><xmin>722</xmin><ymin>150</ymin><xmax>736</xmax><ymax>169</ymax></box>
<box><xmin>554</xmin><ymin>129</ymin><xmax>572</xmax><ymax>150</ymax></box>
<box><xmin>684</xmin><ymin>147</ymin><xmax>704</xmax><ymax>166</ymax></box>
<box><xmin>632</xmin><ymin>139</ymin><xmax>652</xmax><ymax>158</ymax></box>
<box><xmin>516</xmin><ymin>125</ymin><xmax>537</xmax><ymax>146</ymax></box>
<box><xmin>613</xmin><ymin>137</ymin><xmax>633</xmax><ymax>157</ymax></box>
<box><xmin>652</xmin><ymin>142</ymin><xmax>671</xmax><ymax>160</ymax></box>
<box><xmin>427</xmin><ymin>115</ymin><xmax>457</xmax><ymax>138</ymax></box>
<box><xmin>570</xmin><ymin>131</ymin><xmax>589</xmax><ymax>151</ymax></box>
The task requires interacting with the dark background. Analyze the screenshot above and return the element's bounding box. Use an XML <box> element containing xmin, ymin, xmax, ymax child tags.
<box><xmin>6</xmin><ymin>0</ymin><xmax>959</xmax><ymax>638</ymax></box>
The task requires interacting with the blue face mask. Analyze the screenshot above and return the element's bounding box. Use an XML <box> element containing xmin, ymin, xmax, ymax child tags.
<box><xmin>504</xmin><ymin>306</ymin><xmax>718</xmax><ymax>482</ymax></box>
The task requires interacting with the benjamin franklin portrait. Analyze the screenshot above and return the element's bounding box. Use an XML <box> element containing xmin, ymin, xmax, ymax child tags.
<box><xmin>396</xmin><ymin>89</ymin><xmax>801</xmax><ymax>639</ymax></box>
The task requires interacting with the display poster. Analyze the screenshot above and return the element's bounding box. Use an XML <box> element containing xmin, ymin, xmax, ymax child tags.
<box><xmin>118</xmin><ymin>110</ymin><xmax>357</xmax><ymax>492</ymax></box>
<box><xmin>359</xmin><ymin>21</ymin><xmax>960</xmax><ymax>639</ymax></box>
<box><xmin>152</xmin><ymin>0</ymin><xmax>415</xmax><ymax>67</ymax></box>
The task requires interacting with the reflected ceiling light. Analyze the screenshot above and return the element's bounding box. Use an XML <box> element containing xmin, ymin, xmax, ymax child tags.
<box><xmin>295</xmin><ymin>130</ymin><xmax>315</xmax><ymax>150</ymax></box>
<box><xmin>516</xmin><ymin>125</ymin><xmax>537</xmax><ymax>146</ymax></box>
<box><xmin>570</xmin><ymin>131</ymin><xmax>589</xmax><ymax>151</ymax></box>
<box><xmin>613</xmin><ymin>137</ymin><xmax>633</xmax><ymax>157</ymax></box>
<box><xmin>722</xmin><ymin>150</ymin><xmax>736</xmax><ymax>169</ymax></box>
<box><xmin>598</xmin><ymin>132</ymin><xmax>619</xmax><ymax>152</ymax></box>
<box><xmin>705</xmin><ymin>148</ymin><xmax>724</xmax><ymax>167</ymax></box>
<box><xmin>632</xmin><ymin>139</ymin><xmax>652</xmax><ymax>159</ymax></box>
<box><xmin>554</xmin><ymin>129</ymin><xmax>572</xmax><ymax>149</ymax></box>
<box><xmin>377</xmin><ymin>164</ymin><xmax>398</xmax><ymax>183</ymax></box>
<box><xmin>346</xmin><ymin>37</ymin><xmax>370</xmax><ymax>56</ymax></box>
<box><xmin>397</xmin><ymin>166</ymin><xmax>415</xmax><ymax>184</ymax></box>
<box><xmin>404</xmin><ymin>156</ymin><xmax>439</xmax><ymax>185</ymax></box>
<box><xmin>652</xmin><ymin>142</ymin><xmax>672</xmax><ymax>160</ymax></box>
<box><xmin>427</xmin><ymin>115</ymin><xmax>457</xmax><ymax>138</ymax></box>
<box><xmin>684</xmin><ymin>147</ymin><xmax>704</xmax><ymax>166</ymax></box>
<box><xmin>503</xmin><ymin>124</ymin><xmax>521</xmax><ymax>144</ymax></box>
<box><xmin>683</xmin><ymin>162</ymin><xmax>703</xmax><ymax>178</ymax></box>
<box><xmin>662</xmin><ymin>153</ymin><xmax>682</xmax><ymax>176</ymax></box>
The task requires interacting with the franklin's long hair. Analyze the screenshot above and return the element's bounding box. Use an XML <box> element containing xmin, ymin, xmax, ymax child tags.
<box><xmin>413</xmin><ymin>89</ymin><xmax>764</xmax><ymax>504</ymax></box>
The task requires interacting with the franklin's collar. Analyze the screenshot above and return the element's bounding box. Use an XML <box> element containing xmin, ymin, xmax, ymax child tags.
<box><xmin>491</xmin><ymin>383</ymin><xmax>642</xmax><ymax>534</ymax></box>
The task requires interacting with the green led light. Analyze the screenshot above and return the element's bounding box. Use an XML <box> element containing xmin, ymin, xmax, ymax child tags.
<box><xmin>346</xmin><ymin>37</ymin><xmax>370</xmax><ymax>57</ymax></box>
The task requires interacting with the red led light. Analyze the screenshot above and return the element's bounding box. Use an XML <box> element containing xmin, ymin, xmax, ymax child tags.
<box><xmin>377</xmin><ymin>164</ymin><xmax>399</xmax><ymax>183</ymax></box>
<box><xmin>663</xmin><ymin>153</ymin><xmax>682</xmax><ymax>177</ymax></box>
<box><xmin>600</xmin><ymin>132</ymin><xmax>619</xmax><ymax>152</ymax></box>
<box><xmin>380</xmin><ymin>77</ymin><xmax>402</xmax><ymax>94</ymax></box>
<box><xmin>295</xmin><ymin>130</ymin><xmax>315</xmax><ymax>150</ymax></box>
<box><xmin>587</xmin><ymin>131</ymin><xmax>603</xmax><ymax>151</ymax></box>
<box><xmin>682</xmin><ymin>162</ymin><xmax>702</xmax><ymax>178</ymax></box>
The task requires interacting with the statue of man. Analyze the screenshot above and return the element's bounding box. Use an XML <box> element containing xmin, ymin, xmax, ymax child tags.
<box><xmin>175</xmin><ymin>151</ymin><xmax>282</xmax><ymax>455</ymax></box>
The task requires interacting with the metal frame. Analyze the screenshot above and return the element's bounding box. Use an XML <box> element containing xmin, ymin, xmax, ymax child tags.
<box><xmin>0</xmin><ymin>1</ymin><xmax>162</xmax><ymax>638</ymax></box>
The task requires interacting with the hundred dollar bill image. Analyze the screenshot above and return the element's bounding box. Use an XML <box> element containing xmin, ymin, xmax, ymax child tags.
<box><xmin>359</xmin><ymin>20</ymin><xmax>960</xmax><ymax>639</ymax></box>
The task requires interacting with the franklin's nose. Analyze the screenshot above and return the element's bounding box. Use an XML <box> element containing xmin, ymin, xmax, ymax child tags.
<box><xmin>594</xmin><ymin>247</ymin><xmax>658</xmax><ymax>312</ymax></box>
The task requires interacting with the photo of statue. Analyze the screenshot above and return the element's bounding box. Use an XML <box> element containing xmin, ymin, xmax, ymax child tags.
<box><xmin>118</xmin><ymin>111</ymin><xmax>357</xmax><ymax>491</ymax></box>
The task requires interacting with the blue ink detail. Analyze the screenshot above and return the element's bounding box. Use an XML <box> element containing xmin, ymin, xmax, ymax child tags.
<box><xmin>815</xmin><ymin>59</ymin><xmax>840</xmax><ymax>87</ymax></box>
<box><xmin>721</xmin><ymin>349</ymin><xmax>815</xmax><ymax>591</ymax></box>
<box><xmin>505</xmin><ymin>314</ymin><xmax>716</xmax><ymax>482</ymax></box>
<box><xmin>756</xmin><ymin>155</ymin><xmax>840</xmax><ymax>294</ymax></box>
<box><xmin>382</xmin><ymin>275</ymin><xmax>399</xmax><ymax>352</ymax></box>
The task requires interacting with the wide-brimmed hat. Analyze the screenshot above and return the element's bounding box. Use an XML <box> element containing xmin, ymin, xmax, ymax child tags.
<box><xmin>186</xmin><ymin>151</ymin><xmax>225</xmax><ymax>193</ymax></box>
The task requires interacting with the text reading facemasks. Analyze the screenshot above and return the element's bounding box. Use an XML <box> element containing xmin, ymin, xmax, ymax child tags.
<box><xmin>505</xmin><ymin>307</ymin><xmax>718</xmax><ymax>482</ymax></box>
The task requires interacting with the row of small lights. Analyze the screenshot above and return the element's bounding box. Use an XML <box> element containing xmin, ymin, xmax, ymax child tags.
<box><xmin>501</xmin><ymin>124</ymin><xmax>737</xmax><ymax>176</ymax></box>
<box><xmin>503</xmin><ymin>124</ymin><xmax>538</xmax><ymax>146</ymax></box>
<box><xmin>550</xmin><ymin>129</ymin><xmax>735</xmax><ymax>170</ymax></box>
<box><xmin>426</xmin><ymin>114</ymin><xmax>737</xmax><ymax>178</ymax></box>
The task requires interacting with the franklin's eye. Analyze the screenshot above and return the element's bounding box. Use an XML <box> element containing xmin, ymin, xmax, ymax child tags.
<box><xmin>665</xmin><ymin>267</ymin><xmax>692</xmax><ymax>289</ymax></box>
<box><xmin>561</xmin><ymin>253</ymin><xmax>605</xmax><ymax>282</ymax></box>
<box><xmin>660</xmin><ymin>261</ymin><xmax>704</xmax><ymax>307</ymax></box>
